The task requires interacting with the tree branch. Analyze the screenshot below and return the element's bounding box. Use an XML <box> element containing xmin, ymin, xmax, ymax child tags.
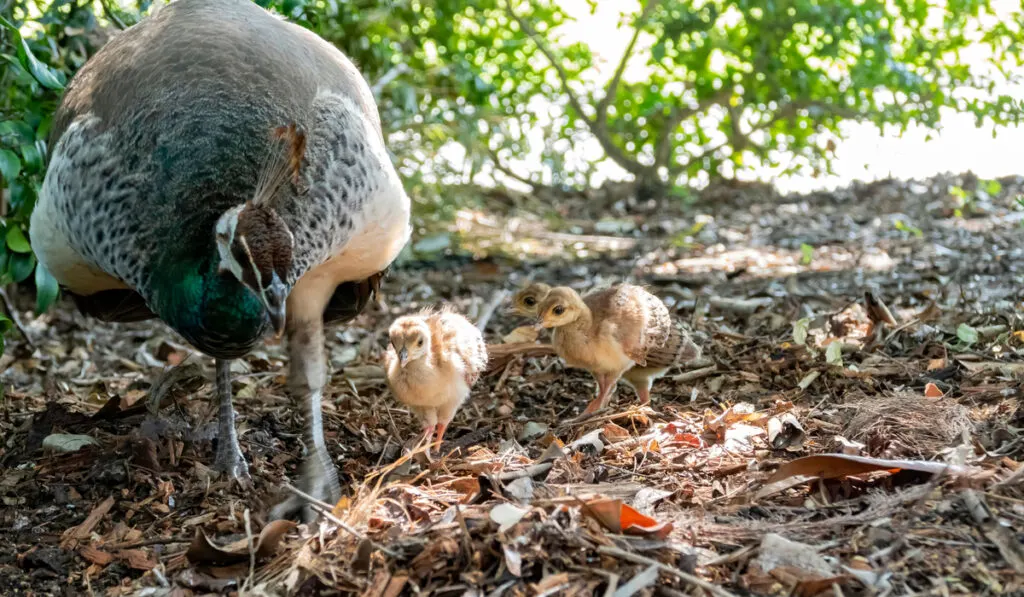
<box><xmin>670</xmin><ymin>98</ymin><xmax>861</xmax><ymax>177</ymax></box>
<box><xmin>594</xmin><ymin>0</ymin><xmax>660</xmax><ymax>125</ymax></box>
<box><xmin>653</xmin><ymin>89</ymin><xmax>732</xmax><ymax>169</ymax></box>
<box><xmin>508</xmin><ymin>1</ymin><xmax>652</xmax><ymax>179</ymax></box>
<box><xmin>487</xmin><ymin>147</ymin><xmax>537</xmax><ymax>188</ymax></box>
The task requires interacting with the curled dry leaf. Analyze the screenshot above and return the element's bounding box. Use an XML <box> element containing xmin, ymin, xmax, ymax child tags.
<box><xmin>924</xmin><ymin>382</ymin><xmax>943</xmax><ymax>398</ymax></box>
<box><xmin>767</xmin><ymin>412</ymin><xmax>805</xmax><ymax>450</ymax></box>
<box><xmin>582</xmin><ymin>498</ymin><xmax>673</xmax><ymax>539</ymax></box>
<box><xmin>185</xmin><ymin>519</ymin><xmax>297</xmax><ymax>566</ymax></box>
<box><xmin>756</xmin><ymin>453</ymin><xmax>983</xmax><ymax>500</ymax></box>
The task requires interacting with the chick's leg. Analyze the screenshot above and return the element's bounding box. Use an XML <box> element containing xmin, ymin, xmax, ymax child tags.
<box><xmin>212</xmin><ymin>358</ymin><xmax>251</xmax><ymax>481</ymax></box>
<box><xmin>583</xmin><ymin>373</ymin><xmax>617</xmax><ymax>414</ymax></box>
<box><xmin>270</xmin><ymin>316</ymin><xmax>339</xmax><ymax>522</ymax></box>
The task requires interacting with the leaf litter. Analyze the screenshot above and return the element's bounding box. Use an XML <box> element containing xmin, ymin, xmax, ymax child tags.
<box><xmin>1</xmin><ymin>173</ymin><xmax>1023</xmax><ymax>595</ymax></box>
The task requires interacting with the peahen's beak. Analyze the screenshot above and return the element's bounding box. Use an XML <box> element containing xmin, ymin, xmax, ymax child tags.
<box><xmin>263</xmin><ymin>273</ymin><xmax>288</xmax><ymax>337</ymax></box>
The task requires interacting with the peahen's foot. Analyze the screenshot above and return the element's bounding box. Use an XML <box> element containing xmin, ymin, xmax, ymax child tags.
<box><xmin>211</xmin><ymin>358</ymin><xmax>251</xmax><ymax>486</ymax></box>
<box><xmin>212</xmin><ymin>434</ymin><xmax>251</xmax><ymax>484</ymax></box>
<box><xmin>269</xmin><ymin>442</ymin><xmax>340</xmax><ymax>523</ymax></box>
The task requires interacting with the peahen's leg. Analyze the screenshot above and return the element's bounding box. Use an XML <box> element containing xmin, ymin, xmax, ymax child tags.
<box><xmin>270</xmin><ymin>315</ymin><xmax>339</xmax><ymax>521</ymax></box>
<box><xmin>212</xmin><ymin>358</ymin><xmax>251</xmax><ymax>481</ymax></box>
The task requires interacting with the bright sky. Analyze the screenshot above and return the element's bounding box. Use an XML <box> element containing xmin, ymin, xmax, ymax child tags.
<box><xmin>537</xmin><ymin>0</ymin><xmax>1024</xmax><ymax>194</ymax></box>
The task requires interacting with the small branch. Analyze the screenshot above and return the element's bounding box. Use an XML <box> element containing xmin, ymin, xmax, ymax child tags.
<box><xmin>281</xmin><ymin>484</ymin><xmax>400</xmax><ymax>558</ymax></box>
<box><xmin>508</xmin><ymin>1</ymin><xmax>651</xmax><ymax>179</ymax></box>
<box><xmin>0</xmin><ymin>287</ymin><xmax>34</xmax><ymax>350</ymax></box>
<box><xmin>370</xmin><ymin>63</ymin><xmax>410</xmax><ymax>98</ymax></box>
<box><xmin>99</xmin><ymin>0</ymin><xmax>127</xmax><ymax>30</ymax></box>
<box><xmin>475</xmin><ymin>288</ymin><xmax>510</xmax><ymax>333</ymax></box>
<box><xmin>594</xmin><ymin>0</ymin><xmax>660</xmax><ymax>124</ymax></box>
<box><xmin>597</xmin><ymin>546</ymin><xmax>739</xmax><ymax>597</ymax></box>
<box><xmin>488</xmin><ymin>148</ymin><xmax>537</xmax><ymax>188</ymax></box>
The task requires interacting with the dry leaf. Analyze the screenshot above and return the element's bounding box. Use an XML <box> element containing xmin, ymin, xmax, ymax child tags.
<box><xmin>490</xmin><ymin>503</ymin><xmax>529</xmax><ymax>532</ymax></box>
<box><xmin>185</xmin><ymin>519</ymin><xmax>297</xmax><ymax>565</ymax></box>
<box><xmin>767</xmin><ymin>413</ymin><xmax>805</xmax><ymax>449</ymax></box>
<box><xmin>756</xmin><ymin>453</ymin><xmax>982</xmax><ymax>500</ymax></box>
<box><xmin>502</xmin><ymin>325</ymin><xmax>539</xmax><ymax>344</ymax></box>
<box><xmin>582</xmin><ymin>498</ymin><xmax>673</xmax><ymax>538</ymax></box>
<box><xmin>601</xmin><ymin>422</ymin><xmax>631</xmax><ymax>443</ymax></box>
<box><xmin>924</xmin><ymin>382</ymin><xmax>943</xmax><ymax>398</ymax></box>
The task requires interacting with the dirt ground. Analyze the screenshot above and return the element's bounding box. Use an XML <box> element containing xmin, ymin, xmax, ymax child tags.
<box><xmin>1</xmin><ymin>174</ymin><xmax>1023</xmax><ymax>596</ymax></box>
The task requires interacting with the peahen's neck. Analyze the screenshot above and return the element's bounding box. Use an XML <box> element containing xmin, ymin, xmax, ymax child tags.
<box><xmin>149</xmin><ymin>249</ymin><xmax>270</xmax><ymax>360</ymax></box>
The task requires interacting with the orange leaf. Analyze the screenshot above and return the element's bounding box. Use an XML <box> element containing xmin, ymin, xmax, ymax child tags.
<box><xmin>672</xmin><ymin>433</ymin><xmax>702</xmax><ymax>448</ymax></box>
<box><xmin>582</xmin><ymin>498</ymin><xmax>673</xmax><ymax>539</ymax></box>
<box><xmin>924</xmin><ymin>382</ymin><xmax>943</xmax><ymax>398</ymax></box>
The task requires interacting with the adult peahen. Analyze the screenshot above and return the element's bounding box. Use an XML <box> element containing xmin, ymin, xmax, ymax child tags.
<box><xmin>30</xmin><ymin>0</ymin><xmax>411</xmax><ymax>519</ymax></box>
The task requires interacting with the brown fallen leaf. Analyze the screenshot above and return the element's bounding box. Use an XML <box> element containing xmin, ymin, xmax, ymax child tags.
<box><xmin>185</xmin><ymin>519</ymin><xmax>297</xmax><ymax>566</ymax></box>
<box><xmin>601</xmin><ymin>422</ymin><xmax>631</xmax><ymax>443</ymax></box>
<box><xmin>756</xmin><ymin>454</ymin><xmax>982</xmax><ymax>499</ymax></box>
<box><xmin>582</xmin><ymin>498</ymin><xmax>673</xmax><ymax>539</ymax></box>
<box><xmin>924</xmin><ymin>382</ymin><xmax>943</xmax><ymax>398</ymax></box>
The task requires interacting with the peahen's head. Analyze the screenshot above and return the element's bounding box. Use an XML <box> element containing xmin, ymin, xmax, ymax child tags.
<box><xmin>215</xmin><ymin>201</ymin><xmax>293</xmax><ymax>335</ymax></box>
<box><xmin>212</xmin><ymin>122</ymin><xmax>306</xmax><ymax>336</ymax></box>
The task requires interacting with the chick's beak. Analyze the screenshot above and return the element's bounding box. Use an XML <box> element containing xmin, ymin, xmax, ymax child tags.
<box><xmin>263</xmin><ymin>274</ymin><xmax>288</xmax><ymax>338</ymax></box>
<box><xmin>398</xmin><ymin>346</ymin><xmax>409</xmax><ymax>365</ymax></box>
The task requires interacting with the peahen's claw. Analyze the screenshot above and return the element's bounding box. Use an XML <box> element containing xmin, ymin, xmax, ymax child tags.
<box><xmin>269</xmin><ymin>442</ymin><xmax>340</xmax><ymax>523</ymax></box>
<box><xmin>213</xmin><ymin>435</ymin><xmax>252</xmax><ymax>486</ymax></box>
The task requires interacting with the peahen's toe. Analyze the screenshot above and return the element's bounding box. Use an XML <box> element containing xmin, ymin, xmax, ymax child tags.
<box><xmin>269</xmin><ymin>445</ymin><xmax>340</xmax><ymax>523</ymax></box>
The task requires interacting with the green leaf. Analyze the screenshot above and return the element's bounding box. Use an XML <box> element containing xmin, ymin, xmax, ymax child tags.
<box><xmin>799</xmin><ymin>243</ymin><xmax>814</xmax><ymax>265</ymax></box>
<box><xmin>8</xmin><ymin>252</ymin><xmax>35</xmax><ymax>283</ymax></box>
<box><xmin>34</xmin><ymin>262</ymin><xmax>59</xmax><ymax>314</ymax></box>
<box><xmin>825</xmin><ymin>341</ymin><xmax>844</xmax><ymax>366</ymax></box>
<box><xmin>0</xmin><ymin>16</ymin><xmax>65</xmax><ymax>90</ymax></box>
<box><xmin>956</xmin><ymin>323</ymin><xmax>979</xmax><ymax>345</ymax></box>
<box><xmin>792</xmin><ymin>317</ymin><xmax>810</xmax><ymax>346</ymax></box>
<box><xmin>983</xmin><ymin>179</ymin><xmax>1002</xmax><ymax>196</ymax></box>
<box><xmin>0</xmin><ymin>149</ymin><xmax>21</xmax><ymax>182</ymax></box>
<box><xmin>0</xmin><ymin>313</ymin><xmax>11</xmax><ymax>336</ymax></box>
<box><xmin>5</xmin><ymin>226</ymin><xmax>30</xmax><ymax>253</ymax></box>
<box><xmin>19</xmin><ymin>37</ymin><xmax>65</xmax><ymax>90</ymax></box>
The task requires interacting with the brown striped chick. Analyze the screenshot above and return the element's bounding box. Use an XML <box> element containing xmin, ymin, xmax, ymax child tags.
<box><xmin>384</xmin><ymin>307</ymin><xmax>489</xmax><ymax>456</ymax></box>
<box><xmin>537</xmin><ymin>284</ymin><xmax>700</xmax><ymax>414</ymax></box>
<box><xmin>508</xmin><ymin>282</ymin><xmax>551</xmax><ymax>318</ymax></box>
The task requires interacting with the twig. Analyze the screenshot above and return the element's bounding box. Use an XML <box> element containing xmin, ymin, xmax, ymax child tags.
<box><xmin>597</xmin><ymin>546</ymin><xmax>738</xmax><ymax>597</ymax></box>
<box><xmin>0</xmin><ymin>287</ymin><xmax>34</xmax><ymax>349</ymax></box>
<box><xmin>671</xmin><ymin>364</ymin><xmax>717</xmax><ymax>383</ymax></box>
<box><xmin>370</xmin><ymin>63</ymin><xmax>410</xmax><ymax>97</ymax></box>
<box><xmin>960</xmin><ymin>489</ymin><xmax>1024</xmax><ymax>574</ymax></box>
<box><xmin>281</xmin><ymin>484</ymin><xmax>400</xmax><ymax>558</ymax></box>
<box><xmin>475</xmin><ymin>288</ymin><xmax>510</xmax><ymax>332</ymax></box>
<box><xmin>497</xmin><ymin>461</ymin><xmax>553</xmax><ymax>482</ymax></box>
<box><xmin>242</xmin><ymin>509</ymin><xmax>256</xmax><ymax>593</ymax></box>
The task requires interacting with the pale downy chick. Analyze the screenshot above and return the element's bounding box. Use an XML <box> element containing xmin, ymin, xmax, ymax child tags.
<box><xmin>509</xmin><ymin>282</ymin><xmax>552</xmax><ymax>318</ymax></box>
<box><xmin>384</xmin><ymin>307</ymin><xmax>489</xmax><ymax>455</ymax></box>
<box><xmin>537</xmin><ymin>284</ymin><xmax>700</xmax><ymax>414</ymax></box>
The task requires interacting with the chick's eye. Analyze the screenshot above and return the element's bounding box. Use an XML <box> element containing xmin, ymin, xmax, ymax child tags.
<box><xmin>417</xmin><ymin>339</ymin><xmax>424</xmax><ymax>346</ymax></box>
<box><xmin>553</xmin><ymin>306</ymin><xmax>565</xmax><ymax>316</ymax></box>
<box><xmin>524</xmin><ymin>297</ymin><xmax>536</xmax><ymax>306</ymax></box>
